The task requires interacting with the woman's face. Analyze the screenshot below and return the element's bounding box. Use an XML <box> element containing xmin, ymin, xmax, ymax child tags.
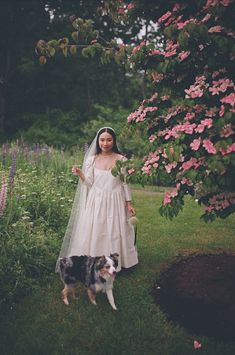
<box><xmin>98</xmin><ymin>132</ymin><xmax>114</xmax><ymax>153</ymax></box>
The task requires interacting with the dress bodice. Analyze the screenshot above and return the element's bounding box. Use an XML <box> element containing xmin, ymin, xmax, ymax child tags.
<box><xmin>93</xmin><ymin>166</ymin><xmax>122</xmax><ymax>193</ymax></box>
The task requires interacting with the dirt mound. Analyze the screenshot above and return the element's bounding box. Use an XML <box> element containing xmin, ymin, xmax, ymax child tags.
<box><xmin>153</xmin><ymin>254</ymin><xmax>235</xmax><ymax>341</ymax></box>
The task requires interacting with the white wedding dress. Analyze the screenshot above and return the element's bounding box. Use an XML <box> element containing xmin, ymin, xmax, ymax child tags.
<box><xmin>67</xmin><ymin>156</ymin><xmax>138</xmax><ymax>272</ymax></box>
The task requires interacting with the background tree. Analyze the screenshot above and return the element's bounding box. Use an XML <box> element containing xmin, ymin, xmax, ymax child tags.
<box><xmin>0</xmin><ymin>0</ymin><xmax>49</xmax><ymax>138</ymax></box>
<box><xmin>0</xmin><ymin>0</ymin><xmax>145</xmax><ymax>144</ymax></box>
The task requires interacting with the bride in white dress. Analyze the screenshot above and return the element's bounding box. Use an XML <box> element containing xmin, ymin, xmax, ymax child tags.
<box><xmin>56</xmin><ymin>127</ymin><xmax>138</xmax><ymax>272</ymax></box>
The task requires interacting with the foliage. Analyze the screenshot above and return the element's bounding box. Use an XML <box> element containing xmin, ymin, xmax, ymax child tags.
<box><xmin>0</xmin><ymin>142</ymin><xmax>82</xmax><ymax>307</ymax></box>
<box><xmin>19</xmin><ymin>109</ymin><xmax>82</xmax><ymax>148</ymax></box>
<box><xmin>1</xmin><ymin>192</ymin><xmax>235</xmax><ymax>354</ymax></box>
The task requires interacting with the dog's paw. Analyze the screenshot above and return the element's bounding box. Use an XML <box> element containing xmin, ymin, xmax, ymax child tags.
<box><xmin>112</xmin><ymin>305</ymin><xmax>118</xmax><ymax>311</ymax></box>
<box><xmin>63</xmin><ymin>298</ymin><xmax>69</xmax><ymax>305</ymax></box>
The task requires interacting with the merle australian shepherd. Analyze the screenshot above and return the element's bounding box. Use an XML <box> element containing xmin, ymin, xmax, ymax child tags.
<box><xmin>58</xmin><ymin>253</ymin><xmax>119</xmax><ymax>310</ymax></box>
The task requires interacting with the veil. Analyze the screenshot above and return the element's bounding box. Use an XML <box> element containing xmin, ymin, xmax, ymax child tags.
<box><xmin>55</xmin><ymin>127</ymin><xmax>115</xmax><ymax>272</ymax></box>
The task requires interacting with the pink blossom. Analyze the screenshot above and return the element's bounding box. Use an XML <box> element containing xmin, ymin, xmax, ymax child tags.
<box><xmin>0</xmin><ymin>176</ymin><xmax>8</xmax><ymax>216</ymax></box>
<box><xmin>208</xmin><ymin>26</ymin><xmax>223</xmax><ymax>33</ymax></box>
<box><xmin>161</xmin><ymin>95</ymin><xmax>170</xmax><ymax>101</ymax></box>
<box><xmin>201</xmin><ymin>118</ymin><xmax>213</xmax><ymax>128</ymax></box>
<box><xmin>158</xmin><ymin>11</ymin><xmax>172</xmax><ymax>23</ymax></box>
<box><xmin>164</xmin><ymin>17</ymin><xmax>175</xmax><ymax>27</ymax></box>
<box><xmin>149</xmin><ymin>134</ymin><xmax>157</xmax><ymax>143</ymax></box>
<box><xmin>203</xmin><ymin>139</ymin><xmax>217</xmax><ymax>154</ymax></box>
<box><xmin>209</xmin><ymin>78</ymin><xmax>235</xmax><ymax>95</ymax></box>
<box><xmin>149</xmin><ymin>93</ymin><xmax>158</xmax><ymax>102</ymax></box>
<box><xmin>195</xmin><ymin>124</ymin><xmax>205</xmax><ymax>133</ymax></box>
<box><xmin>128</xmin><ymin>168</ymin><xmax>135</xmax><ymax>175</ymax></box>
<box><xmin>212</xmin><ymin>68</ymin><xmax>226</xmax><ymax>78</ymax></box>
<box><xmin>219</xmin><ymin>105</ymin><xmax>225</xmax><ymax>116</ymax></box>
<box><xmin>165</xmin><ymin>162</ymin><xmax>177</xmax><ymax>173</ymax></box>
<box><xmin>164</xmin><ymin>50</ymin><xmax>177</xmax><ymax>58</ymax></box>
<box><xmin>204</xmin><ymin>0</ymin><xmax>219</xmax><ymax>9</ymax></box>
<box><xmin>172</xmin><ymin>3</ymin><xmax>181</xmax><ymax>11</ymax></box>
<box><xmin>220</xmin><ymin>92</ymin><xmax>235</xmax><ymax>106</ymax></box>
<box><xmin>221</xmin><ymin>0</ymin><xmax>233</xmax><ymax>6</ymax></box>
<box><xmin>220</xmin><ymin>143</ymin><xmax>235</xmax><ymax>155</ymax></box>
<box><xmin>149</xmin><ymin>49</ymin><xmax>164</xmax><ymax>57</ymax></box>
<box><xmin>201</xmin><ymin>13</ymin><xmax>212</xmax><ymax>22</ymax></box>
<box><xmin>185</xmin><ymin>112</ymin><xmax>196</xmax><ymax>120</ymax></box>
<box><xmin>194</xmin><ymin>340</ymin><xmax>202</xmax><ymax>350</ymax></box>
<box><xmin>176</xmin><ymin>19</ymin><xmax>194</xmax><ymax>30</ymax></box>
<box><xmin>220</xmin><ymin>123</ymin><xmax>234</xmax><ymax>138</ymax></box>
<box><xmin>190</xmin><ymin>138</ymin><xmax>201</xmax><ymax>151</ymax></box>
<box><xmin>127</xmin><ymin>3</ymin><xmax>135</xmax><ymax>10</ymax></box>
<box><xmin>182</xmin><ymin>157</ymin><xmax>199</xmax><ymax>171</ymax></box>
<box><xmin>141</xmin><ymin>165</ymin><xmax>152</xmax><ymax>175</ymax></box>
<box><xmin>163</xmin><ymin>191</ymin><xmax>171</xmax><ymax>205</ymax></box>
<box><xmin>205</xmin><ymin>107</ymin><xmax>217</xmax><ymax>117</ymax></box>
<box><xmin>118</xmin><ymin>7</ymin><xmax>125</xmax><ymax>14</ymax></box>
<box><xmin>185</xmin><ymin>75</ymin><xmax>208</xmax><ymax>99</ymax></box>
<box><xmin>152</xmin><ymin>72</ymin><xmax>164</xmax><ymax>82</ymax></box>
<box><xmin>206</xmin><ymin>191</ymin><xmax>235</xmax><ymax>213</ymax></box>
<box><xmin>178</xmin><ymin>51</ymin><xmax>191</xmax><ymax>61</ymax></box>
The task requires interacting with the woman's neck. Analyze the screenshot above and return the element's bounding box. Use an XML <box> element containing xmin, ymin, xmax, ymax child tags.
<box><xmin>100</xmin><ymin>151</ymin><xmax>114</xmax><ymax>157</ymax></box>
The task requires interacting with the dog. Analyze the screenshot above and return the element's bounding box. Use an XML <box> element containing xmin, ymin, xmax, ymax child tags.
<box><xmin>58</xmin><ymin>253</ymin><xmax>119</xmax><ymax>310</ymax></box>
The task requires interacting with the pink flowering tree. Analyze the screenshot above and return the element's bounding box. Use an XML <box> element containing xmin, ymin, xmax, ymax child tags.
<box><xmin>119</xmin><ymin>0</ymin><xmax>235</xmax><ymax>221</ymax></box>
<box><xmin>36</xmin><ymin>0</ymin><xmax>235</xmax><ymax>221</ymax></box>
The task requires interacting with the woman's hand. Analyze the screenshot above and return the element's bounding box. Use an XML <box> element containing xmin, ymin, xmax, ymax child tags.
<box><xmin>126</xmin><ymin>201</ymin><xmax>136</xmax><ymax>216</ymax></box>
<box><xmin>72</xmin><ymin>166</ymin><xmax>84</xmax><ymax>180</ymax></box>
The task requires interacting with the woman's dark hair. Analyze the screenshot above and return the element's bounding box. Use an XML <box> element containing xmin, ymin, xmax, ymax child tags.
<box><xmin>96</xmin><ymin>127</ymin><xmax>121</xmax><ymax>154</ymax></box>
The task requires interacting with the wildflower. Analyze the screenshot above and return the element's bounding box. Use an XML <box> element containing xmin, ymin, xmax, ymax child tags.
<box><xmin>194</xmin><ymin>340</ymin><xmax>202</xmax><ymax>349</ymax></box>
<box><xmin>0</xmin><ymin>176</ymin><xmax>8</xmax><ymax>216</ymax></box>
<box><xmin>22</xmin><ymin>216</ymin><xmax>30</xmax><ymax>220</ymax></box>
<box><xmin>9</xmin><ymin>149</ymin><xmax>17</xmax><ymax>189</ymax></box>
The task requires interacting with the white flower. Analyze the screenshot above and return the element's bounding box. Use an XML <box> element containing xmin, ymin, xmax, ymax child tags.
<box><xmin>128</xmin><ymin>216</ymin><xmax>138</xmax><ymax>226</ymax></box>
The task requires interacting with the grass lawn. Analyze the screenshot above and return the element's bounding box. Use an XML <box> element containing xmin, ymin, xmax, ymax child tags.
<box><xmin>0</xmin><ymin>190</ymin><xmax>235</xmax><ymax>355</ymax></box>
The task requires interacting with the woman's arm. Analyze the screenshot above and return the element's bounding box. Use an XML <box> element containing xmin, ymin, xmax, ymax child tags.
<box><xmin>126</xmin><ymin>200</ymin><xmax>136</xmax><ymax>216</ymax></box>
<box><xmin>72</xmin><ymin>157</ymin><xmax>94</xmax><ymax>186</ymax></box>
<box><xmin>72</xmin><ymin>166</ymin><xmax>85</xmax><ymax>181</ymax></box>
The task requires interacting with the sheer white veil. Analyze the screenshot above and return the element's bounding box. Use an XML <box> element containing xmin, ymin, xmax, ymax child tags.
<box><xmin>55</xmin><ymin>127</ymin><xmax>115</xmax><ymax>272</ymax></box>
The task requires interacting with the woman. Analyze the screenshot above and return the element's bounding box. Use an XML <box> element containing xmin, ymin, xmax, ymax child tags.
<box><xmin>56</xmin><ymin>127</ymin><xmax>138</xmax><ymax>272</ymax></box>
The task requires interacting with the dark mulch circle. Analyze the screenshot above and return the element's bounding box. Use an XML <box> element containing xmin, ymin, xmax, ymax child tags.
<box><xmin>153</xmin><ymin>253</ymin><xmax>235</xmax><ymax>341</ymax></box>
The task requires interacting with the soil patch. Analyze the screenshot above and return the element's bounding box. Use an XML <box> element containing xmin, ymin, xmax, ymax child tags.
<box><xmin>153</xmin><ymin>253</ymin><xmax>235</xmax><ymax>341</ymax></box>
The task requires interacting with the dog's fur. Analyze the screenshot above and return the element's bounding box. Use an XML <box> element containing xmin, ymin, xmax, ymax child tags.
<box><xmin>58</xmin><ymin>253</ymin><xmax>119</xmax><ymax>310</ymax></box>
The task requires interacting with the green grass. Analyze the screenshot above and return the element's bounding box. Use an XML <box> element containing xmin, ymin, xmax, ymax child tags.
<box><xmin>1</xmin><ymin>191</ymin><xmax>235</xmax><ymax>355</ymax></box>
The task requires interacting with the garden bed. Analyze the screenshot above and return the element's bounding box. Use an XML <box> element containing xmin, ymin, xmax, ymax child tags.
<box><xmin>153</xmin><ymin>253</ymin><xmax>235</xmax><ymax>341</ymax></box>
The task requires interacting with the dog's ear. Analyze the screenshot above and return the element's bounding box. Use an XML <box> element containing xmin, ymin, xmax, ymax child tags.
<box><xmin>110</xmin><ymin>253</ymin><xmax>119</xmax><ymax>267</ymax></box>
<box><xmin>95</xmin><ymin>255</ymin><xmax>106</xmax><ymax>270</ymax></box>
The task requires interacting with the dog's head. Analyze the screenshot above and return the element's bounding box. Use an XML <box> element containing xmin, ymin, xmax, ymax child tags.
<box><xmin>95</xmin><ymin>253</ymin><xmax>119</xmax><ymax>276</ymax></box>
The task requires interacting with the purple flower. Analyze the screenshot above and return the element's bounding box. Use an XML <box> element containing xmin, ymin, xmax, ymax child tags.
<box><xmin>9</xmin><ymin>149</ymin><xmax>17</xmax><ymax>188</ymax></box>
<box><xmin>0</xmin><ymin>176</ymin><xmax>8</xmax><ymax>216</ymax></box>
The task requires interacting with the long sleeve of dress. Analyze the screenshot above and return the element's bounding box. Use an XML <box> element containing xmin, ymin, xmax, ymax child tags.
<box><xmin>120</xmin><ymin>157</ymin><xmax>132</xmax><ymax>201</ymax></box>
